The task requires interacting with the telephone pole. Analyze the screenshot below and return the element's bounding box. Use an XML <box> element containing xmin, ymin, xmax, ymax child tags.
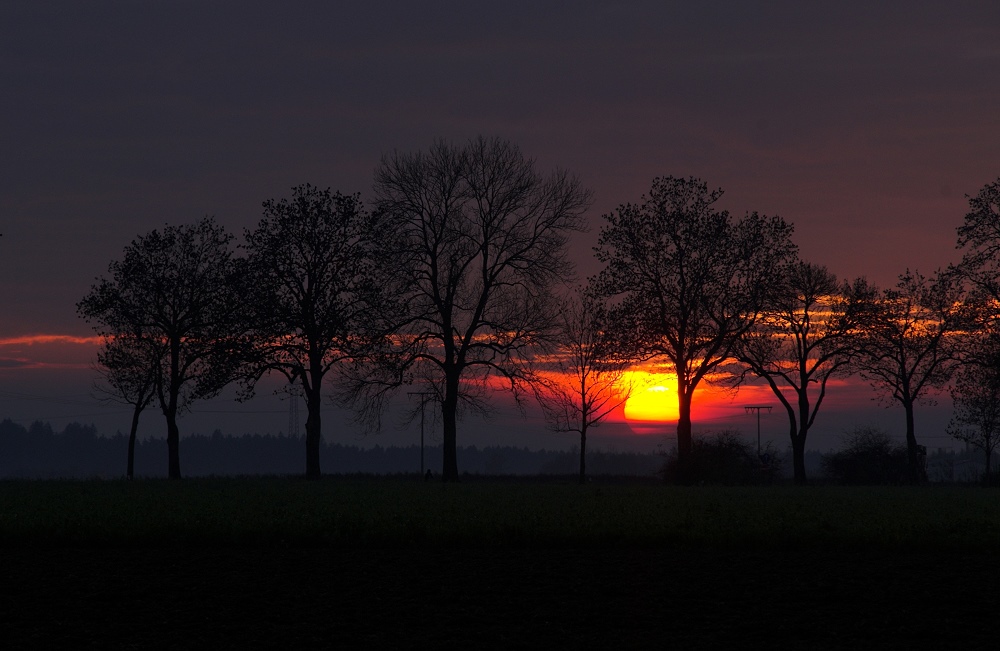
<box><xmin>407</xmin><ymin>391</ymin><xmax>436</xmax><ymax>475</ymax></box>
<box><xmin>743</xmin><ymin>405</ymin><xmax>772</xmax><ymax>456</ymax></box>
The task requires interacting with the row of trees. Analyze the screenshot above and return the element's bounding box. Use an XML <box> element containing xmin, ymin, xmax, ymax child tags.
<box><xmin>553</xmin><ymin>177</ymin><xmax>999</xmax><ymax>485</ymax></box>
<box><xmin>566</xmin><ymin>175</ymin><xmax>1000</xmax><ymax>488</ymax></box>
<box><xmin>77</xmin><ymin>135</ymin><xmax>1000</xmax><ymax>484</ymax></box>
<box><xmin>78</xmin><ymin>137</ymin><xmax>591</xmax><ymax>481</ymax></box>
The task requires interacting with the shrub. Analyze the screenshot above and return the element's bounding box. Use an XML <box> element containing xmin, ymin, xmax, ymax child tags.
<box><xmin>660</xmin><ymin>429</ymin><xmax>782</xmax><ymax>485</ymax></box>
<box><xmin>821</xmin><ymin>425</ymin><xmax>908</xmax><ymax>485</ymax></box>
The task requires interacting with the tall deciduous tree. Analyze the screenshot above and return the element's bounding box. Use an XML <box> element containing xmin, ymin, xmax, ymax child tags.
<box><xmin>853</xmin><ymin>269</ymin><xmax>971</xmax><ymax>482</ymax></box>
<box><xmin>594</xmin><ymin>176</ymin><xmax>796</xmax><ymax>481</ymax></box>
<box><xmin>538</xmin><ymin>290</ymin><xmax>635</xmax><ymax>484</ymax></box>
<box><xmin>77</xmin><ymin>218</ymin><xmax>246</xmax><ymax>479</ymax></box>
<box><xmin>243</xmin><ymin>185</ymin><xmax>393</xmax><ymax>479</ymax></box>
<box><xmin>368</xmin><ymin>136</ymin><xmax>591</xmax><ymax>481</ymax></box>
<box><xmin>947</xmin><ymin>334</ymin><xmax>1000</xmax><ymax>480</ymax></box>
<box><xmin>92</xmin><ymin>332</ymin><xmax>162</xmax><ymax>480</ymax></box>
<box><xmin>734</xmin><ymin>263</ymin><xmax>871</xmax><ymax>484</ymax></box>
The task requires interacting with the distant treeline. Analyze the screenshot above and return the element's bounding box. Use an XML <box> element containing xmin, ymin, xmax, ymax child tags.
<box><xmin>0</xmin><ymin>419</ymin><xmax>662</xmax><ymax>479</ymax></box>
<box><xmin>3</xmin><ymin>419</ymin><xmax>992</xmax><ymax>483</ymax></box>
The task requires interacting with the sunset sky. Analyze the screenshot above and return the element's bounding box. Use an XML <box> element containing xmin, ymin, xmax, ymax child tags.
<box><xmin>1</xmin><ymin>2</ymin><xmax>997</xmax><ymax>456</ymax></box>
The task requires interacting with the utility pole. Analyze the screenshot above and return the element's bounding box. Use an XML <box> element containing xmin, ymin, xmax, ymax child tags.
<box><xmin>744</xmin><ymin>405</ymin><xmax>772</xmax><ymax>456</ymax></box>
<box><xmin>407</xmin><ymin>391</ymin><xmax>436</xmax><ymax>475</ymax></box>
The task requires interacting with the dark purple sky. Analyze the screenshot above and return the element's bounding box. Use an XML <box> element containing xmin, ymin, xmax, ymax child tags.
<box><xmin>0</xmin><ymin>2</ymin><xmax>996</xmax><ymax>452</ymax></box>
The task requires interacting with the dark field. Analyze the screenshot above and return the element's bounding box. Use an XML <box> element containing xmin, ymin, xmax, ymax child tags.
<box><xmin>3</xmin><ymin>478</ymin><xmax>1000</xmax><ymax>648</ymax></box>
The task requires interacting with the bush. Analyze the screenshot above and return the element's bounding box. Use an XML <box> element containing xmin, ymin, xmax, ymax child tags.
<box><xmin>660</xmin><ymin>430</ymin><xmax>782</xmax><ymax>485</ymax></box>
<box><xmin>821</xmin><ymin>426</ymin><xmax>908</xmax><ymax>485</ymax></box>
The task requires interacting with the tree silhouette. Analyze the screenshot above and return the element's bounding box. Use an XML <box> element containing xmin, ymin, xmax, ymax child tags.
<box><xmin>947</xmin><ymin>334</ymin><xmax>1000</xmax><ymax>481</ymax></box>
<box><xmin>77</xmin><ymin>218</ymin><xmax>247</xmax><ymax>479</ymax></box>
<box><xmin>537</xmin><ymin>290</ymin><xmax>636</xmax><ymax>484</ymax></box>
<box><xmin>733</xmin><ymin>263</ymin><xmax>872</xmax><ymax>484</ymax></box>
<box><xmin>594</xmin><ymin>176</ymin><xmax>796</xmax><ymax>482</ymax></box>
<box><xmin>243</xmin><ymin>185</ymin><xmax>394</xmax><ymax>479</ymax></box>
<box><xmin>956</xmin><ymin>178</ymin><xmax>1000</xmax><ymax>299</ymax></box>
<box><xmin>92</xmin><ymin>332</ymin><xmax>162</xmax><ymax>480</ymax></box>
<box><xmin>853</xmin><ymin>270</ymin><xmax>972</xmax><ymax>482</ymax></box>
<box><xmin>367</xmin><ymin>136</ymin><xmax>591</xmax><ymax>481</ymax></box>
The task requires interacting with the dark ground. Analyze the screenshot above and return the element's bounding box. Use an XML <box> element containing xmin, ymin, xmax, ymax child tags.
<box><xmin>2</xmin><ymin>548</ymin><xmax>997</xmax><ymax>649</ymax></box>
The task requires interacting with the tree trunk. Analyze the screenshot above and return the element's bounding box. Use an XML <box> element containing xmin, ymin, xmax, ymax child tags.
<box><xmin>794</xmin><ymin>392</ymin><xmax>810</xmax><ymax>486</ymax></box>
<box><xmin>579</xmin><ymin>426</ymin><xmax>587</xmax><ymax>485</ymax></box>
<box><xmin>674</xmin><ymin>387</ymin><xmax>694</xmax><ymax>484</ymax></box>
<box><xmin>441</xmin><ymin>371</ymin><xmax>460</xmax><ymax>481</ymax></box>
<box><xmin>126</xmin><ymin>402</ymin><xmax>142</xmax><ymax>481</ymax></box>
<box><xmin>903</xmin><ymin>401</ymin><xmax>923</xmax><ymax>484</ymax></box>
<box><xmin>779</xmin><ymin>397</ymin><xmax>806</xmax><ymax>485</ymax></box>
<box><xmin>166</xmin><ymin>337</ymin><xmax>182</xmax><ymax>480</ymax></box>
<box><xmin>791</xmin><ymin>433</ymin><xmax>807</xmax><ymax>486</ymax></box>
<box><xmin>304</xmin><ymin>386</ymin><xmax>322</xmax><ymax>480</ymax></box>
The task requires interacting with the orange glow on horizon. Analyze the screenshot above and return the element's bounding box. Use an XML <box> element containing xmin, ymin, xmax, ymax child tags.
<box><xmin>0</xmin><ymin>334</ymin><xmax>102</xmax><ymax>371</ymax></box>
<box><xmin>0</xmin><ymin>334</ymin><xmax>103</xmax><ymax>346</ymax></box>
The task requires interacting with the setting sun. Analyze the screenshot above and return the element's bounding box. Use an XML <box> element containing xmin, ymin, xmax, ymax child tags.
<box><xmin>623</xmin><ymin>372</ymin><xmax>681</xmax><ymax>422</ymax></box>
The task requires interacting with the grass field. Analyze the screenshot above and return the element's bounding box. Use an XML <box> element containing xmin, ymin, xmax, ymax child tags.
<box><xmin>3</xmin><ymin>476</ymin><xmax>1000</xmax><ymax>551</ymax></box>
<box><xmin>3</xmin><ymin>477</ymin><xmax>1000</xmax><ymax>647</ymax></box>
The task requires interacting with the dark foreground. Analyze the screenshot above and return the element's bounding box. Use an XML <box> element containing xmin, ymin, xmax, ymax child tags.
<box><xmin>3</xmin><ymin>548</ymin><xmax>998</xmax><ymax>649</ymax></box>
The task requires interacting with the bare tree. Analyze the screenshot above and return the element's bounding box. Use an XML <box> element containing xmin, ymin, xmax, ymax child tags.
<box><xmin>593</xmin><ymin>176</ymin><xmax>796</xmax><ymax>482</ymax></box>
<box><xmin>537</xmin><ymin>290</ymin><xmax>635</xmax><ymax>484</ymax></box>
<box><xmin>93</xmin><ymin>332</ymin><xmax>162</xmax><ymax>480</ymax></box>
<box><xmin>77</xmin><ymin>218</ymin><xmax>247</xmax><ymax>479</ymax></box>
<box><xmin>243</xmin><ymin>185</ymin><xmax>393</xmax><ymax>479</ymax></box>
<box><xmin>853</xmin><ymin>269</ymin><xmax>972</xmax><ymax>482</ymax></box>
<box><xmin>947</xmin><ymin>335</ymin><xmax>1000</xmax><ymax>481</ymax></box>
<box><xmin>366</xmin><ymin>136</ymin><xmax>591</xmax><ymax>481</ymax></box>
<box><xmin>733</xmin><ymin>263</ymin><xmax>872</xmax><ymax>484</ymax></box>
